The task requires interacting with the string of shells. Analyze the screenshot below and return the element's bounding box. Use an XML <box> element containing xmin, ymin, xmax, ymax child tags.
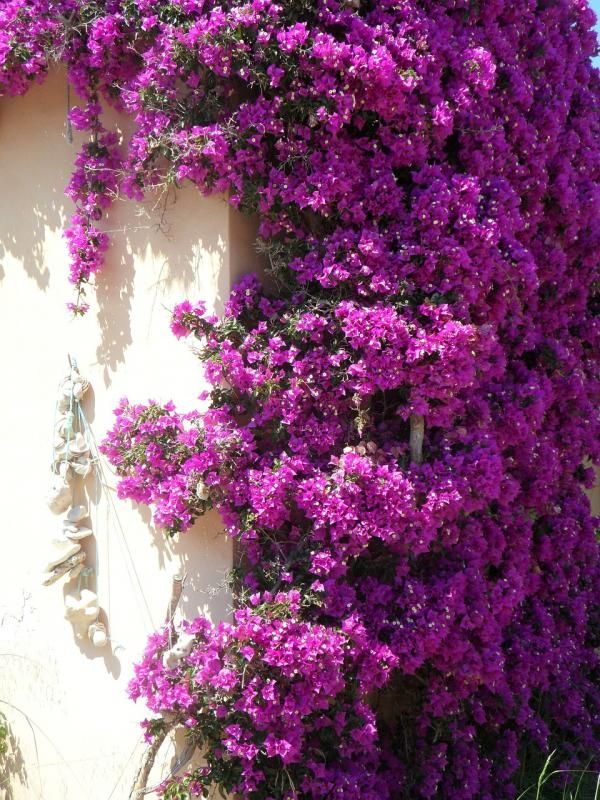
<box><xmin>43</xmin><ymin>360</ymin><xmax>107</xmax><ymax>649</ymax></box>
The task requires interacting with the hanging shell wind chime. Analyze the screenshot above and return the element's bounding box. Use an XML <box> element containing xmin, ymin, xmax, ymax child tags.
<box><xmin>43</xmin><ymin>358</ymin><xmax>107</xmax><ymax>648</ymax></box>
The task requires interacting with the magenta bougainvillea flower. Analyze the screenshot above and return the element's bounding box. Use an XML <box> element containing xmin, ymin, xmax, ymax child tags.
<box><xmin>2</xmin><ymin>1</ymin><xmax>600</xmax><ymax>798</ymax></box>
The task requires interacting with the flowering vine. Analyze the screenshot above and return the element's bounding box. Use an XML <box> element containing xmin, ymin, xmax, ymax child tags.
<box><xmin>2</xmin><ymin>0</ymin><xmax>600</xmax><ymax>798</ymax></box>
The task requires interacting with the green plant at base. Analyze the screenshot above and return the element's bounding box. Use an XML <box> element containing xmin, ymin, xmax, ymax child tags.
<box><xmin>515</xmin><ymin>751</ymin><xmax>600</xmax><ymax>800</ymax></box>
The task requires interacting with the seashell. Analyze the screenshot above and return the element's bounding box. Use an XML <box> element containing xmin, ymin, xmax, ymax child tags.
<box><xmin>57</xmin><ymin>394</ymin><xmax>71</xmax><ymax>413</ymax></box>
<box><xmin>72</xmin><ymin>380</ymin><xmax>89</xmax><ymax>402</ymax></box>
<box><xmin>65</xmin><ymin>505</ymin><xmax>88</xmax><ymax>524</ymax></box>
<box><xmin>62</xmin><ymin>522</ymin><xmax>80</xmax><ymax>534</ymax></box>
<box><xmin>55</xmin><ymin>412</ymin><xmax>75</xmax><ymax>439</ymax></box>
<box><xmin>42</xmin><ymin>551</ymin><xmax>86</xmax><ymax>586</ymax></box>
<box><xmin>70</xmin><ymin>457</ymin><xmax>92</xmax><ymax>478</ymax></box>
<box><xmin>54</xmin><ymin>444</ymin><xmax>89</xmax><ymax>470</ymax></box>
<box><xmin>53</xmin><ymin>431</ymin><xmax>66</xmax><ymax>450</ymax></box>
<box><xmin>46</xmin><ymin>476</ymin><xmax>73</xmax><ymax>514</ymax></box>
<box><xmin>64</xmin><ymin>588</ymin><xmax>98</xmax><ymax>613</ymax></box>
<box><xmin>68</xmin><ymin>432</ymin><xmax>89</xmax><ymax>457</ymax></box>
<box><xmin>162</xmin><ymin>631</ymin><xmax>196</xmax><ymax>669</ymax></box>
<box><xmin>53</xmin><ymin>441</ymin><xmax>68</xmax><ymax>461</ymax></box>
<box><xmin>58</xmin><ymin>460</ymin><xmax>74</xmax><ymax>483</ymax></box>
<box><xmin>61</xmin><ymin>376</ymin><xmax>89</xmax><ymax>403</ymax></box>
<box><xmin>64</xmin><ymin>526</ymin><xmax>93</xmax><ymax>541</ymax></box>
<box><xmin>64</xmin><ymin>590</ymin><xmax>99</xmax><ymax>638</ymax></box>
<box><xmin>162</xmin><ymin>650</ymin><xmax>179</xmax><ymax>670</ymax></box>
<box><xmin>88</xmin><ymin>621</ymin><xmax>107</xmax><ymax>648</ymax></box>
<box><xmin>65</xmin><ymin>602</ymin><xmax>99</xmax><ymax>624</ymax></box>
<box><xmin>196</xmin><ymin>479</ymin><xmax>209</xmax><ymax>501</ymax></box>
<box><xmin>60</xmin><ymin>378</ymin><xmax>75</xmax><ymax>398</ymax></box>
<box><xmin>45</xmin><ymin>538</ymin><xmax>81</xmax><ymax>571</ymax></box>
<box><xmin>78</xmin><ymin>588</ymin><xmax>98</xmax><ymax>608</ymax></box>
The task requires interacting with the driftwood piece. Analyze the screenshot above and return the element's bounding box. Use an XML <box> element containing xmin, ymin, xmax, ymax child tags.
<box><xmin>409</xmin><ymin>414</ymin><xmax>425</xmax><ymax>465</ymax></box>
<box><xmin>165</xmin><ymin>573</ymin><xmax>185</xmax><ymax>626</ymax></box>
<box><xmin>42</xmin><ymin>552</ymin><xmax>86</xmax><ymax>586</ymax></box>
<box><xmin>129</xmin><ymin>573</ymin><xmax>186</xmax><ymax>800</ymax></box>
<box><xmin>168</xmin><ymin>739</ymin><xmax>197</xmax><ymax>780</ymax></box>
<box><xmin>129</xmin><ymin>721</ymin><xmax>176</xmax><ymax>800</ymax></box>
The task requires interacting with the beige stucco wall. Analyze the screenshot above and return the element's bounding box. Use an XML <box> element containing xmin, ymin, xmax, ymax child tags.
<box><xmin>0</xmin><ymin>69</ymin><xmax>258</xmax><ymax>799</ymax></box>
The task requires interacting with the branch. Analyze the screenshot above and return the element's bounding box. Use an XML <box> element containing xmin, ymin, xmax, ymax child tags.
<box><xmin>165</xmin><ymin>572</ymin><xmax>185</xmax><ymax>651</ymax></box>
<box><xmin>409</xmin><ymin>414</ymin><xmax>424</xmax><ymax>465</ymax></box>
<box><xmin>165</xmin><ymin>573</ymin><xmax>185</xmax><ymax>626</ymax></box>
<box><xmin>129</xmin><ymin>573</ymin><xmax>186</xmax><ymax>799</ymax></box>
<box><xmin>42</xmin><ymin>552</ymin><xmax>86</xmax><ymax>586</ymax></box>
<box><xmin>129</xmin><ymin>721</ymin><xmax>176</xmax><ymax>800</ymax></box>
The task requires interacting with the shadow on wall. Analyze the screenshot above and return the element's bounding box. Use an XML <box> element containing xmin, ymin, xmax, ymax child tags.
<box><xmin>0</xmin><ymin>80</ymin><xmax>60</xmax><ymax>292</ymax></box>
<box><xmin>0</xmin><ymin>67</ymin><xmax>233</xmax><ymax>385</ymax></box>
<box><xmin>142</xmin><ymin>507</ymin><xmax>233</xmax><ymax>624</ymax></box>
<box><xmin>0</xmin><ymin>188</ymin><xmax>53</xmax><ymax>291</ymax></box>
<box><xmin>170</xmin><ymin>510</ymin><xmax>233</xmax><ymax>623</ymax></box>
<box><xmin>93</xmin><ymin>182</ymin><xmax>229</xmax><ymax>386</ymax></box>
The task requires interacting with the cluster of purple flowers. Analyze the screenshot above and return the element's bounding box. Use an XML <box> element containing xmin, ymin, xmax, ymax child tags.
<box><xmin>131</xmin><ymin>592</ymin><xmax>394</xmax><ymax>799</ymax></box>
<box><xmin>3</xmin><ymin>0</ymin><xmax>600</xmax><ymax>798</ymax></box>
<box><xmin>99</xmin><ymin>396</ymin><xmax>255</xmax><ymax>533</ymax></box>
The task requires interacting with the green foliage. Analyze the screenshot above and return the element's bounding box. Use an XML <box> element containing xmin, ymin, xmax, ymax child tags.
<box><xmin>516</xmin><ymin>752</ymin><xmax>600</xmax><ymax>800</ymax></box>
<box><xmin>0</xmin><ymin>713</ymin><xmax>7</xmax><ymax>757</ymax></box>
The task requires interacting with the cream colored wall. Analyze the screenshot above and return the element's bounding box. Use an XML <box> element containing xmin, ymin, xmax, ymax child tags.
<box><xmin>0</xmin><ymin>69</ymin><xmax>258</xmax><ymax>799</ymax></box>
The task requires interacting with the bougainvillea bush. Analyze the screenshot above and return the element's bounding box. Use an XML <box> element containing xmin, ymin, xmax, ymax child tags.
<box><xmin>2</xmin><ymin>0</ymin><xmax>600</xmax><ymax>797</ymax></box>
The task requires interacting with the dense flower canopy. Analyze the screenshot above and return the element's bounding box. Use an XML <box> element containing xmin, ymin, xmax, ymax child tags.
<box><xmin>2</xmin><ymin>0</ymin><xmax>600</xmax><ymax>798</ymax></box>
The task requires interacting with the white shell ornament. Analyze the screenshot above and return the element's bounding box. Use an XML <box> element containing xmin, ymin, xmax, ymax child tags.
<box><xmin>61</xmin><ymin>377</ymin><xmax>90</xmax><ymax>402</ymax></box>
<box><xmin>64</xmin><ymin>432</ymin><xmax>89</xmax><ymax>458</ymax></box>
<box><xmin>65</xmin><ymin>505</ymin><xmax>88</xmax><ymax>524</ymax></box>
<box><xmin>88</xmin><ymin>621</ymin><xmax>108</xmax><ymax>648</ymax></box>
<box><xmin>65</xmin><ymin>595</ymin><xmax>98</xmax><ymax>617</ymax></box>
<box><xmin>196</xmin><ymin>479</ymin><xmax>210</xmax><ymax>501</ymax></box>
<box><xmin>62</xmin><ymin>522</ymin><xmax>80</xmax><ymax>535</ymax></box>
<box><xmin>74</xmin><ymin>383</ymin><xmax>88</xmax><ymax>401</ymax></box>
<box><xmin>64</xmin><ymin>589</ymin><xmax>100</xmax><ymax>634</ymax></box>
<box><xmin>46</xmin><ymin>477</ymin><xmax>73</xmax><ymax>514</ymax></box>
<box><xmin>64</xmin><ymin>525</ymin><xmax>93</xmax><ymax>541</ymax></box>
<box><xmin>162</xmin><ymin>631</ymin><xmax>196</xmax><ymax>670</ymax></box>
<box><xmin>58</xmin><ymin>460</ymin><xmax>72</xmax><ymax>481</ymax></box>
<box><xmin>45</xmin><ymin>361</ymin><xmax>110</xmax><ymax>652</ymax></box>
<box><xmin>70</xmin><ymin>588</ymin><xmax>98</xmax><ymax>610</ymax></box>
<box><xmin>70</xmin><ymin>457</ymin><xmax>92</xmax><ymax>478</ymax></box>
<box><xmin>55</xmin><ymin>412</ymin><xmax>75</xmax><ymax>438</ymax></box>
